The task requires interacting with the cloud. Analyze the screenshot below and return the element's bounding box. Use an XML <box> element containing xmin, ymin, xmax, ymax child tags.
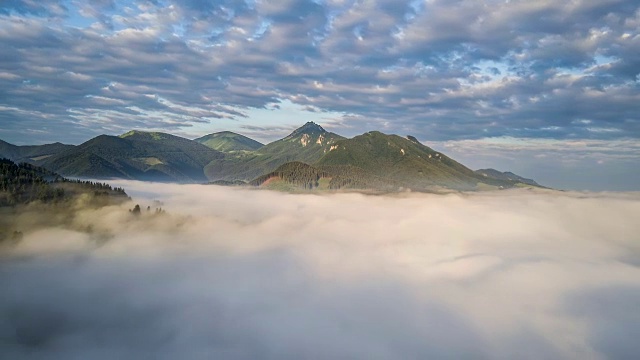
<box><xmin>0</xmin><ymin>0</ymin><xmax>67</xmax><ymax>17</ymax></box>
<box><xmin>0</xmin><ymin>0</ymin><xmax>639</xmax><ymax>145</ymax></box>
<box><xmin>2</xmin><ymin>183</ymin><xmax>640</xmax><ymax>359</ymax></box>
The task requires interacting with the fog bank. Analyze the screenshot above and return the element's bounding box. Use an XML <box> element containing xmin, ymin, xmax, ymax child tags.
<box><xmin>2</xmin><ymin>183</ymin><xmax>640</xmax><ymax>359</ymax></box>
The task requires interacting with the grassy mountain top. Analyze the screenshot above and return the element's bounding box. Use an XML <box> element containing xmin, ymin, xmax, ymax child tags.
<box><xmin>116</xmin><ymin>131</ymin><xmax>225</xmax><ymax>162</ymax></box>
<box><xmin>119</xmin><ymin>130</ymin><xmax>191</xmax><ymax>144</ymax></box>
<box><xmin>120</xmin><ymin>130</ymin><xmax>167</xmax><ymax>140</ymax></box>
<box><xmin>194</xmin><ymin>131</ymin><xmax>264</xmax><ymax>152</ymax></box>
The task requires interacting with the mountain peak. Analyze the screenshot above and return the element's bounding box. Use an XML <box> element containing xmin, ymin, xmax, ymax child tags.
<box><xmin>290</xmin><ymin>122</ymin><xmax>325</xmax><ymax>136</ymax></box>
<box><xmin>120</xmin><ymin>130</ymin><xmax>140</xmax><ymax>137</ymax></box>
<box><xmin>406</xmin><ymin>135</ymin><xmax>420</xmax><ymax>144</ymax></box>
<box><xmin>194</xmin><ymin>131</ymin><xmax>264</xmax><ymax>152</ymax></box>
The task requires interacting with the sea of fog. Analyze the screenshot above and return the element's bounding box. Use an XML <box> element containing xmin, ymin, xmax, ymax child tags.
<box><xmin>2</xmin><ymin>182</ymin><xmax>640</xmax><ymax>359</ymax></box>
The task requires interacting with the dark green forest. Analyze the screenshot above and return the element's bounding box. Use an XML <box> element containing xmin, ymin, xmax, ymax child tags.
<box><xmin>249</xmin><ymin>162</ymin><xmax>330</xmax><ymax>189</ymax></box>
<box><xmin>248</xmin><ymin>161</ymin><xmax>398</xmax><ymax>191</ymax></box>
<box><xmin>0</xmin><ymin>158</ymin><xmax>130</xmax><ymax>244</ymax></box>
<box><xmin>0</xmin><ymin>158</ymin><xmax>127</xmax><ymax>206</ymax></box>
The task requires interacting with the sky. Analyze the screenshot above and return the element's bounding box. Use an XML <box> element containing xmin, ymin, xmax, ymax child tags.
<box><xmin>3</xmin><ymin>183</ymin><xmax>640</xmax><ymax>358</ymax></box>
<box><xmin>0</xmin><ymin>0</ymin><xmax>639</xmax><ymax>190</ymax></box>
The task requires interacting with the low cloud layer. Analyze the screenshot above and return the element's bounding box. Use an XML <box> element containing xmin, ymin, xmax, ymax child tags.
<box><xmin>2</xmin><ymin>183</ymin><xmax>640</xmax><ymax>359</ymax></box>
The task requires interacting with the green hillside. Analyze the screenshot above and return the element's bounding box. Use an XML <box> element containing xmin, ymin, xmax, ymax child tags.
<box><xmin>194</xmin><ymin>131</ymin><xmax>263</xmax><ymax>152</ymax></box>
<box><xmin>245</xmin><ymin>132</ymin><xmax>541</xmax><ymax>192</ymax></box>
<box><xmin>313</xmin><ymin>131</ymin><xmax>491</xmax><ymax>190</ymax></box>
<box><xmin>42</xmin><ymin>132</ymin><xmax>223</xmax><ymax>182</ymax></box>
<box><xmin>0</xmin><ymin>139</ymin><xmax>75</xmax><ymax>163</ymax></box>
<box><xmin>204</xmin><ymin>122</ymin><xmax>344</xmax><ymax>181</ymax></box>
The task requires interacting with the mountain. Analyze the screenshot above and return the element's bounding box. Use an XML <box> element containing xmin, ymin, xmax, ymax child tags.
<box><xmin>245</xmin><ymin>132</ymin><xmax>537</xmax><ymax>192</ymax></box>
<box><xmin>42</xmin><ymin>131</ymin><xmax>224</xmax><ymax>182</ymax></box>
<box><xmin>0</xmin><ymin>139</ymin><xmax>75</xmax><ymax>163</ymax></box>
<box><xmin>204</xmin><ymin>122</ymin><xmax>345</xmax><ymax>181</ymax></box>
<box><xmin>194</xmin><ymin>131</ymin><xmax>263</xmax><ymax>152</ymax></box>
<box><xmin>312</xmin><ymin>131</ymin><xmax>500</xmax><ymax>190</ymax></box>
<box><xmin>475</xmin><ymin>168</ymin><xmax>540</xmax><ymax>187</ymax></box>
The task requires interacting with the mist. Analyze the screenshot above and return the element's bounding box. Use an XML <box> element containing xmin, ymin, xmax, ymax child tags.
<box><xmin>2</xmin><ymin>183</ymin><xmax>640</xmax><ymax>359</ymax></box>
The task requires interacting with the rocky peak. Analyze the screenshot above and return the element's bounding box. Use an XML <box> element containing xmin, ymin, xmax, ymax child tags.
<box><xmin>289</xmin><ymin>122</ymin><xmax>326</xmax><ymax>137</ymax></box>
<box><xmin>406</xmin><ymin>135</ymin><xmax>420</xmax><ymax>144</ymax></box>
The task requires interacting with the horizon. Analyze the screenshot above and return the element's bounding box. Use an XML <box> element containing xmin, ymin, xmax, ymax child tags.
<box><xmin>1</xmin><ymin>1</ymin><xmax>639</xmax><ymax>190</ymax></box>
<box><xmin>0</xmin><ymin>121</ymin><xmax>640</xmax><ymax>192</ymax></box>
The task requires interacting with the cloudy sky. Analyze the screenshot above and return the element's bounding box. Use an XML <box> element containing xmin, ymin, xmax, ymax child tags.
<box><xmin>0</xmin><ymin>0</ymin><xmax>639</xmax><ymax>190</ymax></box>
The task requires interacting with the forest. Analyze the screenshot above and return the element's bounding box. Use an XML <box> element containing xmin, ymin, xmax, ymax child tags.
<box><xmin>0</xmin><ymin>158</ymin><xmax>127</xmax><ymax>206</ymax></box>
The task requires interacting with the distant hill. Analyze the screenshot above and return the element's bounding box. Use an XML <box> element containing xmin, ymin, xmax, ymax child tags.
<box><xmin>42</xmin><ymin>131</ymin><xmax>224</xmax><ymax>182</ymax></box>
<box><xmin>194</xmin><ymin>131</ymin><xmax>263</xmax><ymax>152</ymax></box>
<box><xmin>204</xmin><ymin>122</ymin><xmax>344</xmax><ymax>181</ymax></box>
<box><xmin>475</xmin><ymin>168</ymin><xmax>540</xmax><ymax>187</ymax></box>
<box><xmin>0</xmin><ymin>139</ymin><xmax>75</xmax><ymax>163</ymax></box>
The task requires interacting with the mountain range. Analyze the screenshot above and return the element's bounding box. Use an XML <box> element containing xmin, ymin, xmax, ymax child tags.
<box><xmin>0</xmin><ymin>122</ymin><xmax>544</xmax><ymax>191</ymax></box>
<box><xmin>36</xmin><ymin>131</ymin><xmax>223</xmax><ymax>182</ymax></box>
<box><xmin>0</xmin><ymin>139</ymin><xmax>74</xmax><ymax>163</ymax></box>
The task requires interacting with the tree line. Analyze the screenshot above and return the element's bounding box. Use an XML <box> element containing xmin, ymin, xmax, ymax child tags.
<box><xmin>0</xmin><ymin>158</ymin><xmax>127</xmax><ymax>206</ymax></box>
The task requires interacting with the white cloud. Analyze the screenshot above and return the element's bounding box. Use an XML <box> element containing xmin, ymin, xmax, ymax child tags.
<box><xmin>2</xmin><ymin>183</ymin><xmax>640</xmax><ymax>358</ymax></box>
<box><xmin>435</xmin><ymin>137</ymin><xmax>640</xmax><ymax>160</ymax></box>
